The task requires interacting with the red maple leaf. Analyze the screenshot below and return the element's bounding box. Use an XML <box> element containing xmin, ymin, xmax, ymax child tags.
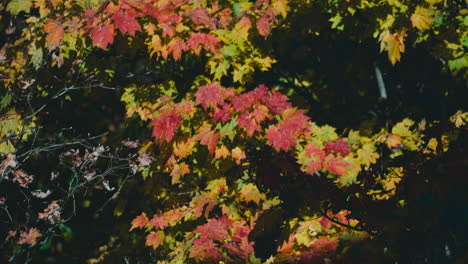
<box><xmin>44</xmin><ymin>21</ymin><xmax>64</xmax><ymax>46</ymax></box>
<box><xmin>265</xmin><ymin>110</ymin><xmax>310</xmax><ymax>151</ymax></box>
<box><xmin>112</xmin><ymin>12</ymin><xmax>142</xmax><ymax>36</ymax></box>
<box><xmin>150</xmin><ymin>107</ymin><xmax>183</xmax><ymax>143</ymax></box>
<box><xmin>145</xmin><ymin>231</ymin><xmax>164</xmax><ymax>250</ymax></box>
<box><xmin>256</xmin><ymin>16</ymin><xmax>271</xmax><ymax>37</ymax></box>
<box><xmin>301</xmin><ymin>142</ymin><xmax>326</xmax><ymax>174</ymax></box>
<box><xmin>189</xmin><ymin>237</ymin><xmax>223</xmax><ymax>261</ymax></box>
<box><xmin>323</xmin><ymin>154</ymin><xmax>348</xmax><ymax>176</ymax></box>
<box><xmin>195</xmin><ymin>83</ymin><xmax>234</xmax><ymax>110</ymax></box>
<box><xmin>265</xmin><ymin>125</ymin><xmax>296</xmax><ymax>152</ymax></box>
<box><xmin>167</xmin><ymin>38</ymin><xmax>187</xmax><ymax>61</ymax></box>
<box><xmin>263</xmin><ymin>90</ymin><xmax>292</xmax><ymax>115</ymax></box>
<box><xmin>191</xmin><ymin>193</ymin><xmax>217</xmax><ymax>218</ymax></box>
<box><xmin>89</xmin><ymin>22</ymin><xmax>115</xmax><ymax>49</ymax></box>
<box><xmin>187</xmin><ymin>8</ymin><xmax>214</xmax><ymax>28</ymax></box>
<box><xmin>325</xmin><ymin>138</ymin><xmax>351</xmax><ymax>156</ymax></box>
<box><xmin>197</xmin><ymin>128</ymin><xmax>220</xmax><ymax>154</ymax></box>
<box><xmin>195</xmin><ymin>218</ymin><xmax>230</xmax><ymax>241</ymax></box>
<box><xmin>149</xmin><ymin>214</ymin><xmax>169</xmax><ymax>230</ymax></box>
<box><xmin>130</xmin><ymin>212</ymin><xmax>149</xmax><ymax>231</ymax></box>
<box><xmin>186</xmin><ymin>33</ymin><xmax>220</xmax><ymax>55</ymax></box>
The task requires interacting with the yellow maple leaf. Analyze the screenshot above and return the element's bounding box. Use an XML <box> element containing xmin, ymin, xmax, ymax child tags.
<box><xmin>379</xmin><ymin>29</ymin><xmax>407</xmax><ymax>65</ymax></box>
<box><xmin>239</xmin><ymin>183</ymin><xmax>265</xmax><ymax>205</ymax></box>
<box><xmin>450</xmin><ymin>110</ymin><xmax>468</xmax><ymax>128</ymax></box>
<box><xmin>215</xmin><ymin>145</ymin><xmax>230</xmax><ymax>159</ymax></box>
<box><xmin>411</xmin><ymin>6</ymin><xmax>435</xmax><ymax>31</ymax></box>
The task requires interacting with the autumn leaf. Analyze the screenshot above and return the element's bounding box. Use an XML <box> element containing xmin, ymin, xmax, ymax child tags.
<box><xmin>323</xmin><ymin>154</ymin><xmax>348</xmax><ymax>176</ymax></box>
<box><xmin>189</xmin><ymin>237</ymin><xmax>223</xmax><ymax>261</ymax></box>
<box><xmin>17</xmin><ymin>228</ymin><xmax>41</xmax><ymax>246</ymax></box>
<box><xmin>151</xmin><ymin>107</ymin><xmax>183</xmax><ymax>143</ymax></box>
<box><xmin>379</xmin><ymin>29</ymin><xmax>407</xmax><ymax>65</ymax></box>
<box><xmin>197</xmin><ymin>125</ymin><xmax>220</xmax><ymax>154</ymax></box>
<box><xmin>112</xmin><ymin>12</ymin><xmax>142</xmax><ymax>36</ymax></box>
<box><xmin>411</xmin><ymin>6</ymin><xmax>435</xmax><ymax>31</ymax></box>
<box><xmin>173</xmin><ymin>138</ymin><xmax>196</xmax><ymax>158</ymax></box>
<box><xmin>195</xmin><ymin>83</ymin><xmax>234</xmax><ymax>110</ymax></box>
<box><xmin>325</xmin><ymin>138</ymin><xmax>350</xmax><ymax>156</ymax></box>
<box><xmin>256</xmin><ymin>16</ymin><xmax>271</xmax><ymax>37</ymax></box>
<box><xmin>149</xmin><ymin>214</ymin><xmax>169</xmax><ymax>230</ymax></box>
<box><xmin>7</xmin><ymin>0</ymin><xmax>32</xmax><ymax>15</ymax></box>
<box><xmin>130</xmin><ymin>212</ymin><xmax>149</xmax><ymax>231</ymax></box>
<box><xmin>187</xmin><ymin>8</ymin><xmax>214</xmax><ymax>28</ymax></box>
<box><xmin>146</xmin><ymin>231</ymin><xmax>164</xmax><ymax>250</ymax></box>
<box><xmin>191</xmin><ymin>193</ymin><xmax>218</xmax><ymax>218</ymax></box>
<box><xmin>195</xmin><ymin>218</ymin><xmax>230</xmax><ymax>241</ymax></box>
<box><xmin>215</xmin><ymin>145</ymin><xmax>230</xmax><ymax>159</ymax></box>
<box><xmin>167</xmin><ymin>38</ymin><xmax>186</xmax><ymax>61</ymax></box>
<box><xmin>170</xmin><ymin>162</ymin><xmax>190</xmax><ymax>184</ymax></box>
<box><xmin>239</xmin><ymin>183</ymin><xmax>265</xmax><ymax>205</ymax></box>
<box><xmin>297</xmin><ymin>142</ymin><xmax>326</xmax><ymax>174</ymax></box>
<box><xmin>231</xmin><ymin>147</ymin><xmax>246</xmax><ymax>165</ymax></box>
<box><xmin>44</xmin><ymin>21</ymin><xmax>64</xmax><ymax>47</ymax></box>
<box><xmin>89</xmin><ymin>22</ymin><xmax>115</xmax><ymax>49</ymax></box>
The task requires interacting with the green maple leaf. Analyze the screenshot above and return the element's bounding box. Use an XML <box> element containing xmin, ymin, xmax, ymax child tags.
<box><xmin>7</xmin><ymin>0</ymin><xmax>32</xmax><ymax>15</ymax></box>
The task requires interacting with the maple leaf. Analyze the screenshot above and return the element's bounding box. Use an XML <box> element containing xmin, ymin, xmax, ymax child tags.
<box><xmin>237</xmin><ymin>114</ymin><xmax>260</xmax><ymax>137</ymax></box>
<box><xmin>150</xmin><ymin>107</ymin><xmax>183</xmax><ymax>143</ymax></box>
<box><xmin>17</xmin><ymin>228</ymin><xmax>41</xmax><ymax>246</ymax></box>
<box><xmin>277</xmin><ymin>234</ymin><xmax>295</xmax><ymax>253</ymax></box>
<box><xmin>215</xmin><ymin>145</ymin><xmax>230</xmax><ymax>159</ymax></box>
<box><xmin>379</xmin><ymin>29</ymin><xmax>407</xmax><ymax>65</ymax></box>
<box><xmin>256</xmin><ymin>16</ymin><xmax>271</xmax><ymax>37</ymax></box>
<box><xmin>265</xmin><ymin>125</ymin><xmax>296</xmax><ymax>152</ymax></box>
<box><xmin>173</xmin><ymin>138</ymin><xmax>196</xmax><ymax>158</ymax></box>
<box><xmin>189</xmin><ymin>237</ymin><xmax>223</xmax><ymax>261</ymax></box>
<box><xmin>186</xmin><ymin>33</ymin><xmax>220</xmax><ymax>55</ymax></box>
<box><xmin>266</xmin><ymin>109</ymin><xmax>310</xmax><ymax>152</ymax></box>
<box><xmin>325</xmin><ymin>138</ymin><xmax>350</xmax><ymax>156</ymax></box>
<box><xmin>195</xmin><ymin>218</ymin><xmax>230</xmax><ymax>241</ymax></box>
<box><xmin>130</xmin><ymin>212</ymin><xmax>149</xmax><ymax>231</ymax></box>
<box><xmin>191</xmin><ymin>193</ymin><xmax>218</xmax><ymax>218</ymax></box>
<box><xmin>323</xmin><ymin>154</ymin><xmax>348</xmax><ymax>176</ymax></box>
<box><xmin>112</xmin><ymin>12</ymin><xmax>142</xmax><ymax>36</ymax></box>
<box><xmin>298</xmin><ymin>142</ymin><xmax>326</xmax><ymax>174</ymax></box>
<box><xmin>44</xmin><ymin>21</ymin><xmax>64</xmax><ymax>47</ymax></box>
<box><xmin>146</xmin><ymin>231</ymin><xmax>164</xmax><ymax>250</ymax></box>
<box><xmin>187</xmin><ymin>8</ymin><xmax>214</xmax><ymax>28</ymax></box>
<box><xmin>239</xmin><ymin>183</ymin><xmax>265</xmax><ymax>205</ymax></box>
<box><xmin>411</xmin><ymin>6</ymin><xmax>435</xmax><ymax>31</ymax></box>
<box><xmin>90</xmin><ymin>22</ymin><xmax>115</xmax><ymax>49</ymax></box>
<box><xmin>196</xmin><ymin>125</ymin><xmax>220</xmax><ymax>154</ymax></box>
<box><xmin>195</xmin><ymin>83</ymin><xmax>233</xmax><ymax>110</ymax></box>
<box><xmin>357</xmin><ymin>143</ymin><xmax>380</xmax><ymax>167</ymax></box>
<box><xmin>386</xmin><ymin>134</ymin><xmax>402</xmax><ymax>149</ymax></box>
<box><xmin>7</xmin><ymin>0</ymin><xmax>32</xmax><ymax>15</ymax></box>
<box><xmin>231</xmin><ymin>147</ymin><xmax>246</xmax><ymax>165</ymax></box>
<box><xmin>167</xmin><ymin>38</ymin><xmax>186</xmax><ymax>61</ymax></box>
<box><xmin>170</xmin><ymin>162</ymin><xmax>190</xmax><ymax>184</ymax></box>
<box><xmin>149</xmin><ymin>214</ymin><xmax>169</xmax><ymax>230</ymax></box>
<box><xmin>263</xmin><ymin>90</ymin><xmax>292</xmax><ymax>114</ymax></box>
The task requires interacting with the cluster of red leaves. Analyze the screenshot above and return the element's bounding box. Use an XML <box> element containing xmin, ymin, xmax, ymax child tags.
<box><xmin>44</xmin><ymin>0</ymin><xmax>285</xmax><ymax>60</ymax></box>
<box><xmin>189</xmin><ymin>217</ymin><xmax>254</xmax><ymax>261</ymax></box>
<box><xmin>150</xmin><ymin>84</ymin><xmax>352</xmax><ymax>179</ymax></box>
<box><xmin>299</xmin><ymin>140</ymin><xmax>351</xmax><ymax>176</ymax></box>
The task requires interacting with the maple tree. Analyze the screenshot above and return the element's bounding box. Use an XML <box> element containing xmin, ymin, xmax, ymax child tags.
<box><xmin>0</xmin><ymin>0</ymin><xmax>467</xmax><ymax>263</ymax></box>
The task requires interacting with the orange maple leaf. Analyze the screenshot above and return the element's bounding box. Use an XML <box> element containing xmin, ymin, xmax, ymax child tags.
<box><xmin>145</xmin><ymin>231</ymin><xmax>164</xmax><ymax>250</ymax></box>
<box><xmin>44</xmin><ymin>21</ymin><xmax>64</xmax><ymax>47</ymax></box>
<box><xmin>130</xmin><ymin>212</ymin><xmax>149</xmax><ymax>231</ymax></box>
